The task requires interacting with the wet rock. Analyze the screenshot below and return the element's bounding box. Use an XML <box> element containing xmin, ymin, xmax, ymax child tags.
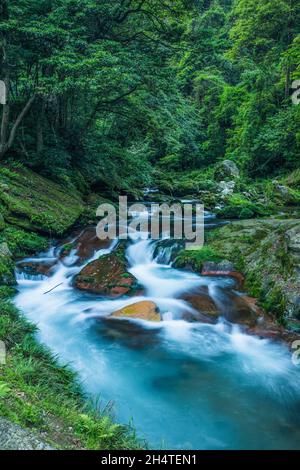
<box><xmin>16</xmin><ymin>261</ymin><xmax>55</xmax><ymax>278</ymax></box>
<box><xmin>74</xmin><ymin>245</ymin><xmax>138</xmax><ymax>297</ymax></box>
<box><xmin>59</xmin><ymin>227</ymin><xmax>111</xmax><ymax>263</ymax></box>
<box><xmin>98</xmin><ymin>317</ymin><xmax>161</xmax><ymax>349</ymax></box>
<box><xmin>75</xmin><ymin>227</ymin><xmax>111</xmax><ymax>261</ymax></box>
<box><xmin>182</xmin><ymin>289</ymin><xmax>220</xmax><ymax>323</ymax></box>
<box><xmin>111</xmin><ymin>301</ymin><xmax>161</xmax><ymax>322</ymax></box>
<box><xmin>201</xmin><ymin>261</ymin><xmax>245</xmax><ymax>289</ymax></box>
<box><xmin>214</xmin><ymin>160</ymin><xmax>240</xmax><ymax>181</ymax></box>
<box><xmin>220</xmin><ymin>293</ymin><xmax>259</xmax><ymax>327</ymax></box>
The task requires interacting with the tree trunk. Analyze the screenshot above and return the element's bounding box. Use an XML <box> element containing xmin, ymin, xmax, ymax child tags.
<box><xmin>36</xmin><ymin>99</ymin><xmax>45</xmax><ymax>154</ymax></box>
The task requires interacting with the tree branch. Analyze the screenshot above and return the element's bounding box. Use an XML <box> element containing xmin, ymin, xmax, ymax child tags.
<box><xmin>85</xmin><ymin>85</ymin><xmax>139</xmax><ymax>130</ymax></box>
<box><xmin>7</xmin><ymin>94</ymin><xmax>36</xmax><ymax>149</ymax></box>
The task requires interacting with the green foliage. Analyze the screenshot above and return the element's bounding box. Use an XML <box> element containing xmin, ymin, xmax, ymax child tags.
<box><xmin>216</xmin><ymin>194</ymin><xmax>273</xmax><ymax>219</ymax></box>
<box><xmin>0</xmin><ymin>226</ymin><xmax>48</xmax><ymax>257</ymax></box>
<box><xmin>0</xmin><ymin>165</ymin><xmax>83</xmax><ymax>235</ymax></box>
<box><xmin>1</xmin><ymin>0</ymin><xmax>299</xmax><ymax>191</ymax></box>
<box><xmin>175</xmin><ymin>246</ymin><xmax>224</xmax><ymax>272</ymax></box>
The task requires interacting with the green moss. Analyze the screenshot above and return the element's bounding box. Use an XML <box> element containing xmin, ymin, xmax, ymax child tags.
<box><xmin>216</xmin><ymin>194</ymin><xmax>273</xmax><ymax>219</ymax></box>
<box><xmin>0</xmin><ymin>226</ymin><xmax>48</xmax><ymax>258</ymax></box>
<box><xmin>0</xmin><ymin>255</ymin><xmax>16</xmax><ymax>286</ymax></box>
<box><xmin>175</xmin><ymin>246</ymin><xmax>224</xmax><ymax>272</ymax></box>
<box><xmin>0</xmin><ymin>165</ymin><xmax>84</xmax><ymax>235</ymax></box>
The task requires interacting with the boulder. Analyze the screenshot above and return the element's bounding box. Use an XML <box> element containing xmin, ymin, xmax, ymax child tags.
<box><xmin>16</xmin><ymin>261</ymin><xmax>55</xmax><ymax>278</ymax></box>
<box><xmin>286</xmin><ymin>224</ymin><xmax>300</xmax><ymax>265</ymax></box>
<box><xmin>214</xmin><ymin>160</ymin><xmax>240</xmax><ymax>181</ymax></box>
<box><xmin>218</xmin><ymin>180</ymin><xmax>236</xmax><ymax>199</ymax></box>
<box><xmin>59</xmin><ymin>227</ymin><xmax>112</xmax><ymax>263</ymax></box>
<box><xmin>74</xmin><ymin>245</ymin><xmax>139</xmax><ymax>297</ymax></box>
<box><xmin>273</xmin><ymin>182</ymin><xmax>300</xmax><ymax>205</ymax></box>
<box><xmin>202</xmin><ymin>260</ymin><xmax>236</xmax><ymax>273</ymax></box>
<box><xmin>111</xmin><ymin>301</ymin><xmax>161</xmax><ymax>322</ymax></box>
<box><xmin>182</xmin><ymin>289</ymin><xmax>220</xmax><ymax>322</ymax></box>
<box><xmin>220</xmin><ymin>293</ymin><xmax>259</xmax><ymax>327</ymax></box>
<box><xmin>201</xmin><ymin>261</ymin><xmax>245</xmax><ymax>289</ymax></box>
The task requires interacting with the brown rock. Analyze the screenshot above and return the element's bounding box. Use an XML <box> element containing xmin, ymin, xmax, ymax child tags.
<box><xmin>182</xmin><ymin>289</ymin><xmax>220</xmax><ymax>323</ymax></box>
<box><xmin>59</xmin><ymin>227</ymin><xmax>111</xmax><ymax>263</ymax></box>
<box><xmin>75</xmin><ymin>227</ymin><xmax>111</xmax><ymax>261</ymax></box>
<box><xmin>220</xmin><ymin>293</ymin><xmax>258</xmax><ymax>327</ymax></box>
<box><xmin>17</xmin><ymin>261</ymin><xmax>55</xmax><ymax>277</ymax></box>
<box><xmin>111</xmin><ymin>301</ymin><xmax>161</xmax><ymax>322</ymax></box>
<box><xmin>201</xmin><ymin>269</ymin><xmax>245</xmax><ymax>290</ymax></box>
<box><xmin>74</xmin><ymin>245</ymin><xmax>138</xmax><ymax>297</ymax></box>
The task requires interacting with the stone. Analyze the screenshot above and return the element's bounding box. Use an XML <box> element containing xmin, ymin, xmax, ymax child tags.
<box><xmin>16</xmin><ymin>261</ymin><xmax>55</xmax><ymax>278</ymax></box>
<box><xmin>74</xmin><ymin>245</ymin><xmax>138</xmax><ymax>297</ymax></box>
<box><xmin>273</xmin><ymin>182</ymin><xmax>300</xmax><ymax>204</ymax></box>
<box><xmin>182</xmin><ymin>289</ymin><xmax>220</xmax><ymax>321</ymax></box>
<box><xmin>201</xmin><ymin>261</ymin><xmax>245</xmax><ymax>289</ymax></box>
<box><xmin>202</xmin><ymin>260</ymin><xmax>236</xmax><ymax>273</ymax></box>
<box><xmin>214</xmin><ymin>160</ymin><xmax>240</xmax><ymax>181</ymax></box>
<box><xmin>221</xmin><ymin>293</ymin><xmax>259</xmax><ymax>327</ymax></box>
<box><xmin>111</xmin><ymin>301</ymin><xmax>161</xmax><ymax>322</ymax></box>
<box><xmin>218</xmin><ymin>180</ymin><xmax>236</xmax><ymax>199</ymax></box>
<box><xmin>0</xmin><ymin>417</ymin><xmax>53</xmax><ymax>450</ymax></box>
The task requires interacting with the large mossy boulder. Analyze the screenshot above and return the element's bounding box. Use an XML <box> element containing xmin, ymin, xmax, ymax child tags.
<box><xmin>74</xmin><ymin>245</ymin><xmax>139</xmax><ymax>297</ymax></box>
<box><xmin>197</xmin><ymin>219</ymin><xmax>300</xmax><ymax>321</ymax></box>
<box><xmin>0</xmin><ymin>166</ymin><xmax>84</xmax><ymax>235</ymax></box>
<box><xmin>111</xmin><ymin>301</ymin><xmax>161</xmax><ymax>322</ymax></box>
<box><xmin>175</xmin><ymin>219</ymin><xmax>300</xmax><ymax>322</ymax></box>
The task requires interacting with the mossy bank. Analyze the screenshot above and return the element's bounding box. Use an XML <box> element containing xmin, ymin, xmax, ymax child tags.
<box><xmin>175</xmin><ymin>218</ymin><xmax>300</xmax><ymax>327</ymax></box>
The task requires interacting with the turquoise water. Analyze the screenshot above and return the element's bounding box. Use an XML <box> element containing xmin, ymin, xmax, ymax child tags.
<box><xmin>14</xmin><ymin>219</ymin><xmax>300</xmax><ymax>449</ymax></box>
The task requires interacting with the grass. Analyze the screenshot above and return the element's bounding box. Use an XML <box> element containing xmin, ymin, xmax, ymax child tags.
<box><xmin>0</xmin><ymin>291</ymin><xmax>142</xmax><ymax>450</ymax></box>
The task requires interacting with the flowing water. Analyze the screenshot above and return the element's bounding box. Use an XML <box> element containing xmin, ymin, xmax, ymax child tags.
<box><xmin>14</xmin><ymin>210</ymin><xmax>300</xmax><ymax>450</ymax></box>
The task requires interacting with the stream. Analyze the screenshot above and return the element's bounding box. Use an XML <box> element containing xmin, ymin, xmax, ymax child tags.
<box><xmin>14</xmin><ymin>208</ymin><xmax>300</xmax><ymax>450</ymax></box>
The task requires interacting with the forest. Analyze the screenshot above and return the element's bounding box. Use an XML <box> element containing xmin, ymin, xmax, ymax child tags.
<box><xmin>1</xmin><ymin>0</ymin><xmax>299</xmax><ymax>195</ymax></box>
